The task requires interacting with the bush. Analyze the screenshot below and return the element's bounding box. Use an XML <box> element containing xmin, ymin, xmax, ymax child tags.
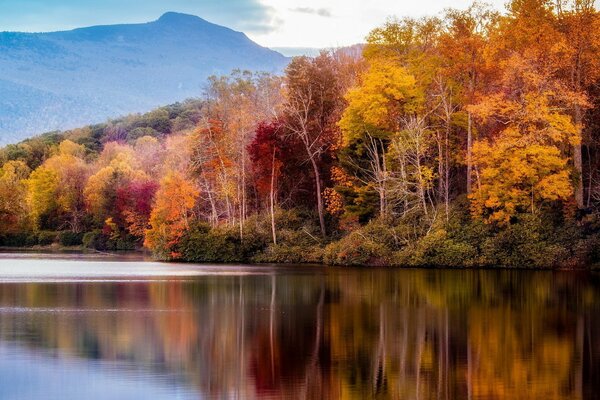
<box><xmin>324</xmin><ymin>233</ymin><xmax>391</xmax><ymax>266</ymax></box>
<box><xmin>37</xmin><ymin>231</ymin><xmax>58</xmax><ymax>246</ymax></box>
<box><xmin>399</xmin><ymin>229</ymin><xmax>478</xmax><ymax>267</ymax></box>
<box><xmin>58</xmin><ymin>231</ymin><xmax>84</xmax><ymax>246</ymax></box>
<box><xmin>323</xmin><ymin>219</ymin><xmax>397</xmax><ymax>266</ymax></box>
<box><xmin>254</xmin><ymin>243</ymin><xmax>324</xmax><ymax>264</ymax></box>
<box><xmin>176</xmin><ymin>209</ymin><xmax>328</xmax><ymax>264</ymax></box>
<box><xmin>82</xmin><ymin>230</ymin><xmax>105</xmax><ymax>249</ymax></box>
<box><xmin>253</xmin><ymin>208</ymin><xmax>325</xmax><ymax>263</ymax></box>
<box><xmin>478</xmin><ymin>214</ymin><xmax>567</xmax><ymax>268</ymax></box>
<box><xmin>179</xmin><ymin>223</ymin><xmax>244</xmax><ymax>263</ymax></box>
<box><xmin>106</xmin><ymin>236</ymin><xmax>137</xmax><ymax>251</ymax></box>
<box><xmin>0</xmin><ymin>233</ymin><xmax>36</xmax><ymax>247</ymax></box>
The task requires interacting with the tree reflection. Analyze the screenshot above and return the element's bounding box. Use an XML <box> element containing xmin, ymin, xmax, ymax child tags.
<box><xmin>0</xmin><ymin>269</ymin><xmax>597</xmax><ymax>399</ymax></box>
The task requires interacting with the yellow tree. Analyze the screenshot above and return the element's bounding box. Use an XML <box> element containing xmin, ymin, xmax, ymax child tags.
<box><xmin>0</xmin><ymin>161</ymin><xmax>30</xmax><ymax>233</ymax></box>
<box><xmin>144</xmin><ymin>171</ymin><xmax>199</xmax><ymax>259</ymax></box>
<box><xmin>339</xmin><ymin>57</ymin><xmax>424</xmax><ymax>219</ymax></box>
<box><xmin>26</xmin><ymin>140</ymin><xmax>89</xmax><ymax>231</ymax></box>
<box><xmin>467</xmin><ymin>0</ymin><xmax>588</xmax><ymax>223</ymax></box>
<box><xmin>26</xmin><ymin>165</ymin><xmax>60</xmax><ymax>230</ymax></box>
<box><xmin>471</xmin><ymin>137</ymin><xmax>573</xmax><ymax>224</ymax></box>
<box><xmin>84</xmin><ymin>144</ymin><xmax>146</xmax><ymax>225</ymax></box>
<box><xmin>469</xmin><ymin>56</ymin><xmax>582</xmax><ymax>223</ymax></box>
<box><xmin>45</xmin><ymin>140</ymin><xmax>89</xmax><ymax>232</ymax></box>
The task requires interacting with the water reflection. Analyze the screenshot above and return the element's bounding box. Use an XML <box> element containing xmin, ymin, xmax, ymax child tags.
<box><xmin>0</xmin><ymin>262</ymin><xmax>598</xmax><ymax>399</ymax></box>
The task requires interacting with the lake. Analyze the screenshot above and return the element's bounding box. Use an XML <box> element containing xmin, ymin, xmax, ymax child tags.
<box><xmin>0</xmin><ymin>252</ymin><xmax>598</xmax><ymax>399</ymax></box>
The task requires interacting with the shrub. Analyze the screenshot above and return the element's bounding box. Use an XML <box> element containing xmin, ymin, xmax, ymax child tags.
<box><xmin>401</xmin><ymin>229</ymin><xmax>478</xmax><ymax>267</ymax></box>
<box><xmin>323</xmin><ymin>219</ymin><xmax>397</xmax><ymax>266</ymax></box>
<box><xmin>479</xmin><ymin>215</ymin><xmax>565</xmax><ymax>268</ymax></box>
<box><xmin>0</xmin><ymin>233</ymin><xmax>35</xmax><ymax>247</ymax></box>
<box><xmin>254</xmin><ymin>243</ymin><xmax>324</xmax><ymax>264</ymax></box>
<box><xmin>179</xmin><ymin>223</ymin><xmax>244</xmax><ymax>263</ymax></box>
<box><xmin>82</xmin><ymin>230</ymin><xmax>105</xmax><ymax>249</ymax></box>
<box><xmin>37</xmin><ymin>231</ymin><xmax>58</xmax><ymax>246</ymax></box>
<box><xmin>58</xmin><ymin>231</ymin><xmax>84</xmax><ymax>246</ymax></box>
<box><xmin>324</xmin><ymin>232</ymin><xmax>391</xmax><ymax>266</ymax></box>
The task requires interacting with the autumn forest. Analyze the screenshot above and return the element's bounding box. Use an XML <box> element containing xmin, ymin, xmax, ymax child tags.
<box><xmin>2</xmin><ymin>0</ymin><xmax>600</xmax><ymax>268</ymax></box>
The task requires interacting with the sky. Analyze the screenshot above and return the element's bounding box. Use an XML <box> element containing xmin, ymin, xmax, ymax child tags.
<box><xmin>0</xmin><ymin>0</ymin><xmax>508</xmax><ymax>50</ymax></box>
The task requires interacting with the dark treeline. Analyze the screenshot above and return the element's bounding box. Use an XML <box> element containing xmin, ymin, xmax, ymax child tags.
<box><xmin>3</xmin><ymin>0</ymin><xmax>600</xmax><ymax>267</ymax></box>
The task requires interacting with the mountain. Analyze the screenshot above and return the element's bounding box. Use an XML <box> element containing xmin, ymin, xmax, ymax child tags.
<box><xmin>0</xmin><ymin>12</ymin><xmax>288</xmax><ymax>145</ymax></box>
<box><xmin>271</xmin><ymin>47</ymin><xmax>323</xmax><ymax>57</ymax></box>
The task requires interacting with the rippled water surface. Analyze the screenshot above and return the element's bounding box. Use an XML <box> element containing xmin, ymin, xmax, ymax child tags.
<box><xmin>0</xmin><ymin>252</ymin><xmax>598</xmax><ymax>399</ymax></box>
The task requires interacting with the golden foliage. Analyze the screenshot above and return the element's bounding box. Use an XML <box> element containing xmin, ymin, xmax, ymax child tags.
<box><xmin>144</xmin><ymin>171</ymin><xmax>199</xmax><ymax>258</ymax></box>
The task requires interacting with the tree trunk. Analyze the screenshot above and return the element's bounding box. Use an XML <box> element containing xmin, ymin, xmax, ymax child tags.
<box><xmin>270</xmin><ymin>149</ymin><xmax>277</xmax><ymax>245</ymax></box>
<box><xmin>437</xmin><ymin>131</ymin><xmax>445</xmax><ymax>204</ymax></box>
<box><xmin>586</xmin><ymin>146</ymin><xmax>593</xmax><ymax>207</ymax></box>
<box><xmin>572</xmin><ymin>44</ymin><xmax>584</xmax><ymax>208</ymax></box>
<box><xmin>310</xmin><ymin>156</ymin><xmax>326</xmax><ymax>237</ymax></box>
<box><xmin>574</xmin><ymin>104</ymin><xmax>584</xmax><ymax>209</ymax></box>
<box><xmin>379</xmin><ymin>143</ymin><xmax>387</xmax><ymax>218</ymax></box>
<box><xmin>240</xmin><ymin>143</ymin><xmax>246</xmax><ymax>240</ymax></box>
<box><xmin>467</xmin><ymin>111</ymin><xmax>473</xmax><ymax>194</ymax></box>
<box><xmin>445</xmin><ymin>121</ymin><xmax>450</xmax><ymax>220</ymax></box>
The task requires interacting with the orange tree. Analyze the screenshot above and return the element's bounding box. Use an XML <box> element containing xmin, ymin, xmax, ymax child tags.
<box><xmin>144</xmin><ymin>170</ymin><xmax>199</xmax><ymax>259</ymax></box>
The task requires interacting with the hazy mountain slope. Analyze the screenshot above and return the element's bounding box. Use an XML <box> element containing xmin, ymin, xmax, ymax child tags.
<box><xmin>0</xmin><ymin>12</ymin><xmax>288</xmax><ymax>144</ymax></box>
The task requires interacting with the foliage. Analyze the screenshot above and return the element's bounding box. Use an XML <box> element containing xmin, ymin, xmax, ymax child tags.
<box><xmin>178</xmin><ymin>223</ymin><xmax>244</xmax><ymax>263</ymax></box>
<box><xmin>37</xmin><ymin>231</ymin><xmax>58</xmax><ymax>246</ymax></box>
<box><xmin>3</xmin><ymin>1</ymin><xmax>600</xmax><ymax>269</ymax></box>
<box><xmin>144</xmin><ymin>171</ymin><xmax>199</xmax><ymax>259</ymax></box>
<box><xmin>58</xmin><ymin>231</ymin><xmax>84</xmax><ymax>247</ymax></box>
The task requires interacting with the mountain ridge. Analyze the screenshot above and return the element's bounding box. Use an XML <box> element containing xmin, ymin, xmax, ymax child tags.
<box><xmin>0</xmin><ymin>12</ymin><xmax>288</xmax><ymax>145</ymax></box>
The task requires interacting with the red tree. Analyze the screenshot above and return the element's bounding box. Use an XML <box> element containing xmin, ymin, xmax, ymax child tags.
<box><xmin>115</xmin><ymin>179</ymin><xmax>159</xmax><ymax>238</ymax></box>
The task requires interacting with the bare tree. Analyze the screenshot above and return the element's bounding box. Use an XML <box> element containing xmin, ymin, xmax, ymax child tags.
<box><xmin>282</xmin><ymin>55</ymin><xmax>343</xmax><ymax>237</ymax></box>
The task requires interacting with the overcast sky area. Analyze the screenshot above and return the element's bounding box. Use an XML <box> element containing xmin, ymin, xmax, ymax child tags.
<box><xmin>0</xmin><ymin>0</ymin><xmax>507</xmax><ymax>49</ymax></box>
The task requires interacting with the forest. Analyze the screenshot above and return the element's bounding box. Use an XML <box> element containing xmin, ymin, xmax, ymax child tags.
<box><xmin>1</xmin><ymin>0</ymin><xmax>600</xmax><ymax>268</ymax></box>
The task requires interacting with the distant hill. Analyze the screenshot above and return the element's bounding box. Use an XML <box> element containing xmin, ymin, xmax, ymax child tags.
<box><xmin>272</xmin><ymin>44</ymin><xmax>365</xmax><ymax>58</ymax></box>
<box><xmin>0</xmin><ymin>12</ymin><xmax>288</xmax><ymax>145</ymax></box>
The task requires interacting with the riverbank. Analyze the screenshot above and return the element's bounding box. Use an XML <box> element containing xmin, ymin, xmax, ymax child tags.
<box><xmin>160</xmin><ymin>205</ymin><xmax>600</xmax><ymax>269</ymax></box>
<box><xmin>0</xmin><ymin>245</ymin><xmax>150</xmax><ymax>260</ymax></box>
<box><xmin>3</xmin><ymin>204</ymin><xmax>600</xmax><ymax>269</ymax></box>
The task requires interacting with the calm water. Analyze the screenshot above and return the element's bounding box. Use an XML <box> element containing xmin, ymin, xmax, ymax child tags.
<box><xmin>0</xmin><ymin>253</ymin><xmax>598</xmax><ymax>399</ymax></box>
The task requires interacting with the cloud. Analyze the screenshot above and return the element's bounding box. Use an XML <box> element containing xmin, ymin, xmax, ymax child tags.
<box><xmin>290</xmin><ymin>7</ymin><xmax>332</xmax><ymax>17</ymax></box>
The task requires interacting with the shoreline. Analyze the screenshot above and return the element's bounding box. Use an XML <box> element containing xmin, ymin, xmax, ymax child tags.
<box><xmin>1</xmin><ymin>247</ymin><xmax>598</xmax><ymax>271</ymax></box>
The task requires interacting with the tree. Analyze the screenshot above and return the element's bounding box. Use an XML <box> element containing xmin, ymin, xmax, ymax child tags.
<box><xmin>189</xmin><ymin>119</ymin><xmax>235</xmax><ymax>227</ymax></box>
<box><xmin>116</xmin><ymin>179</ymin><xmax>159</xmax><ymax>239</ymax></box>
<box><xmin>470</xmin><ymin>137</ymin><xmax>573</xmax><ymax>224</ymax></box>
<box><xmin>248</xmin><ymin>122</ymin><xmax>284</xmax><ymax>244</ymax></box>
<box><xmin>439</xmin><ymin>4</ymin><xmax>497</xmax><ymax>194</ymax></box>
<box><xmin>201</xmin><ymin>71</ymin><xmax>283</xmax><ymax>238</ymax></box>
<box><xmin>468</xmin><ymin>56</ymin><xmax>582</xmax><ymax>223</ymax></box>
<box><xmin>387</xmin><ymin>116</ymin><xmax>437</xmax><ymax>219</ymax></box>
<box><xmin>282</xmin><ymin>54</ymin><xmax>344</xmax><ymax>237</ymax></box>
<box><xmin>0</xmin><ymin>161</ymin><xmax>30</xmax><ymax>233</ymax></box>
<box><xmin>43</xmin><ymin>141</ymin><xmax>89</xmax><ymax>232</ymax></box>
<box><xmin>84</xmin><ymin>144</ymin><xmax>146</xmax><ymax>226</ymax></box>
<box><xmin>145</xmin><ymin>171</ymin><xmax>199</xmax><ymax>259</ymax></box>
<box><xmin>556</xmin><ymin>0</ymin><xmax>600</xmax><ymax>207</ymax></box>
<box><xmin>26</xmin><ymin>165</ymin><xmax>60</xmax><ymax>230</ymax></box>
<box><xmin>338</xmin><ymin>57</ymin><xmax>423</xmax><ymax>219</ymax></box>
